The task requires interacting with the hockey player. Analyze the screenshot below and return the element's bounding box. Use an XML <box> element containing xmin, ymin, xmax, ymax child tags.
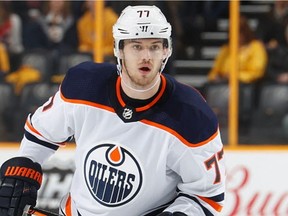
<box><xmin>0</xmin><ymin>5</ymin><xmax>225</xmax><ymax>216</ymax></box>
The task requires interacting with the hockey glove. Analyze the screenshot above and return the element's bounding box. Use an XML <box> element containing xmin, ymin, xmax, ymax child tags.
<box><xmin>0</xmin><ymin>157</ymin><xmax>43</xmax><ymax>216</ymax></box>
<box><xmin>157</xmin><ymin>212</ymin><xmax>187</xmax><ymax>216</ymax></box>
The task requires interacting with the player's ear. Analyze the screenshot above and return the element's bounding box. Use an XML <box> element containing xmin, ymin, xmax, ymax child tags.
<box><xmin>162</xmin><ymin>47</ymin><xmax>170</xmax><ymax>61</ymax></box>
<box><xmin>163</xmin><ymin>49</ymin><xmax>168</xmax><ymax>59</ymax></box>
<box><xmin>119</xmin><ymin>49</ymin><xmax>124</xmax><ymax>59</ymax></box>
<box><xmin>118</xmin><ymin>40</ymin><xmax>125</xmax><ymax>59</ymax></box>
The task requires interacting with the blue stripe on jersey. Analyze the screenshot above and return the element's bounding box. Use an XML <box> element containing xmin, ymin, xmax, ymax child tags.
<box><xmin>25</xmin><ymin>130</ymin><xmax>59</xmax><ymax>150</ymax></box>
<box><xmin>208</xmin><ymin>192</ymin><xmax>225</xmax><ymax>202</ymax></box>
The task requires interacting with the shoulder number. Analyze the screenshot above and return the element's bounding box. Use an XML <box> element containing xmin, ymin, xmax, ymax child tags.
<box><xmin>204</xmin><ymin>148</ymin><xmax>224</xmax><ymax>184</ymax></box>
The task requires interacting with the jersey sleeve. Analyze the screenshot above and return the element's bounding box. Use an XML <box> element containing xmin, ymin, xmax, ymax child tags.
<box><xmin>18</xmin><ymin>88</ymin><xmax>74</xmax><ymax>165</ymax></box>
<box><xmin>18</xmin><ymin>62</ymin><xmax>116</xmax><ymax>165</ymax></box>
<box><xmin>165</xmin><ymin>131</ymin><xmax>225</xmax><ymax>215</ymax></box>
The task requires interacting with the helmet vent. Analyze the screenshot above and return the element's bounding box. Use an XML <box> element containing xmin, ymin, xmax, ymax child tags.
<box><xmin>118</xmin><ymin>28</ymin><xmax>129</xmax><ymax>34</ymax></box>
<box><xmin>159</xmin><ymin>27</ymin><xmax>169</xmax><ymax>33</ymax></box>
<box><xmin>137</xmin><ymin>22</ymin><xmax>151</xmax><ymax>25</ymax></box>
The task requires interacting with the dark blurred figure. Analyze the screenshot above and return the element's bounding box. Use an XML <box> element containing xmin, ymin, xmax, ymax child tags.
<box><xmin>265</xmin><ymin>43</ymin><xmax>288</xmax><ymax>84</ymax></box>
<box><xmin>256</xmin><ymin>1</ymin><xmax>288</xmax><ymax>84</ymax></box>
<box><xmin>10</xmin><ymin>1</ymin><xmax>43</xmax><ymax>25</ymax></box>
<box><xmin>23</xmin><ymin>0</ymin><xmax>78</xmax><ymax>53</ymax></box>
<box><xmin>176</xmin><ymin>1</ymin><xmax>228</xmax><ymax>59</ymax></box>
<box><xmin>176</xmin><ymin>1</ymin><xmax>204</xmax><ymax>59</ymax></box>
<box><xmin>256</xmin><ymin>0</ymin><xmax>288</xmax><ymax>49</ymax></box>
<box><xmin>201</xmin><ymin>0</ymin><xmax>229</xmax><ymax>31</ymax></box>
<box><xmin>22</xmin><ymin>0</ymin><xmax>78</xmax><ymax>77</ymax></box>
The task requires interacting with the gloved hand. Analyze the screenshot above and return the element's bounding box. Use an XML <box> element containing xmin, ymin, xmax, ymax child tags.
<box><xmin>0</xmin><ymin>157</ymin><xmax>42</xmax><ymax>216</ymax></box>
<box><xmin>157</xmin><ymin>212</ymin><xmax>187</xmax><ymax>216</ymax></box>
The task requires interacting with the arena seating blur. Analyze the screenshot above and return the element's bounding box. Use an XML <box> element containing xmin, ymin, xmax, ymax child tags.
<box><xmin>248</xmin><ymin>82</ymin><xmax>288</xmax><ymax>144</ymax></box>
<box><xmin>13</xmin><ymin>82</ymin><xmax>60</xmax><ymax>141</ymax></box>
<box><xmin>20</xmin><ymin>49</ymin><xmax>54</xmax><ymax>81</ymax></box>
<box><xmin>0</xmin><ymin>83</ymin><xmax>17</xmax><ymax>141</ymax></box>
<box><xmin>58</xmin><ymin>52</ymin><xmax>93</xmax><ymax>75</ymax></box>
<box><xmin>203</xmin><ymin>82</ymin><xmax>257</xmax><ymax>144</ymax></box>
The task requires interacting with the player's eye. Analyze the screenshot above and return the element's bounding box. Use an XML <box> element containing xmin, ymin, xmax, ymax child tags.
<box><xmin>132</xmin><ymin>44</ymin><xmax>142</xmax><ymax>51</ymax></box>
<box><xmin>150</xmin><ymin>44</ymin><xmax>161</xmax><ymax>51</ymax></box>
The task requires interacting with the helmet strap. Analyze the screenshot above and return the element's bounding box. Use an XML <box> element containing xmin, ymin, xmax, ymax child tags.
<box><xmin>160</xmin><ymin>56</ymin><xmax>169</xmax><ymax>74</ymax></box>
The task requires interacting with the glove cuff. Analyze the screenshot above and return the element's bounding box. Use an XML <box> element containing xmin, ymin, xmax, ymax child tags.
<box><xmin>0</xmin><ymin>157</ymin><xmax>43</xmax><ymax>189</ymax></box>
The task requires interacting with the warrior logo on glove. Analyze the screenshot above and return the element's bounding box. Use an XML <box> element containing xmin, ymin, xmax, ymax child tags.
<box><xmin>4</xmin><ymin>165</ymin><xmax>42</xmax><ymax>187</ymax></box>
<box><xmin>0</xmin><ymin>157</ymin><xmax>43</xmax><ymax>216</ymax></box>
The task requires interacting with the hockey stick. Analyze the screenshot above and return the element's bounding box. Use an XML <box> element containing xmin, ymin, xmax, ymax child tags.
<box><xmin>23</xmin><ymin>205</ymin><xmax>62</xmax><ymax>216</ymax></box>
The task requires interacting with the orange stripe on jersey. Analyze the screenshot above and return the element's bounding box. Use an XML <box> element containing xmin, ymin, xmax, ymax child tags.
<box><xmin>65</xmin><ymin>195</ymin><xmax>72</xmax><ymax>216</ymax></box>
<box><xmin>140</xmin><ymin>119</ymin><xmax>218</xmax><ymax>147</ymax></box>
<box><xmin>32</xmin><ymin>212</ymin><xmax>46</xmax><ymax>216</ymax></box>
<box><xmin>115</xmin><ymin>75</ymin><xmax>167</xmax><ymax>112</ymax></box>
<box><xmin>116</xmin><ymin>76</ymin><xmax>125</xmax><ymax>107</ymax></box>
<box><xmin>25</xmin><ymin>117</ymin><xmax>66</xmax><ymax>147</ymax></box>
<box><xmin>197</xmin><ymin>195</ymin><xmax>223</xmax><ymax>212</ymax></box>
<box><xmin>26</xmin><ymin>118</ymin><xmax>42</xmax><ymax>137</ymax></box>
<box><xmin>136</xmin><ymin>75</ymin><xmax>166</xmax><ymax>112</ymax></box>
<box><xmin>60</xmin><ymin>92</ymin><xmax>115</xmax><ymax>113</ymax></box>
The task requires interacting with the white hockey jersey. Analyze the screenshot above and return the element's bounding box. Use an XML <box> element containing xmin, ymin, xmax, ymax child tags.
<box><xmin>18</xmin><ymin>62</ymin><xmax>226</xmax><ymax>216</ymax></box>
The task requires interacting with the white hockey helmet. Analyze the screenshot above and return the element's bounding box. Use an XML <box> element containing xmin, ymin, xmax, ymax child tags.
<box><xmin>113</xmin><ymin>5</ymin><xmax>172</xmax><ymax>60</ymax></box>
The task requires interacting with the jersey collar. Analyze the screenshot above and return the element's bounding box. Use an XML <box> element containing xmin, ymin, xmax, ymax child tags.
<box><xmin>116</xmin><ymin>74</ymin><xmax>167</xmax><ymax>112</ymax></box>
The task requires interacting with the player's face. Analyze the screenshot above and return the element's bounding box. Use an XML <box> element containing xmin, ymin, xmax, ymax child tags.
<box><xmin>120</xmin><ymin>38</ymin><xmax>169</xmax><ymax>88</ymax></box>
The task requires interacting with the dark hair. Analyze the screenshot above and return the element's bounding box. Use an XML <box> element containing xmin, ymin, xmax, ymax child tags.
<box><xmin>0</xmin><ymin>1</ymin><xmax>12</xmax><ymax>21</ymax></box>
<box><xmin>41</xmin><ymin>1</ymin><xmax>71</xmax><ymax>18</ymax></box>
<box><xmin>240</xmin><ymin>15</ymin><xmax>255</xmax><ymax>44</ymax></box>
